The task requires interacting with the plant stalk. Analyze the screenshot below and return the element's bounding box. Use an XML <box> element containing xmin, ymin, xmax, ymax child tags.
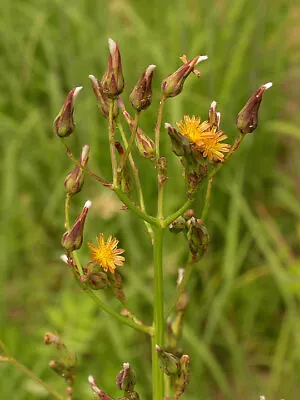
<box><xmin>152</xmin><ymin>226</ymin><xmax>165</xmax><ymax>400</ymax></box>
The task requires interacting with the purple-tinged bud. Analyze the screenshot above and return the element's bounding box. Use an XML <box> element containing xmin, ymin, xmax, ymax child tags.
<box><xmin>236</xmin><ymin>82</ymin><xmax>273</xmax><ymax>134</ymax></box>
<box><xmin>116</xmin><ymin>362</ymin><xmax>136</xmax><ymax>392</ymax></box>
<box><xmin>156</xmin><ymin>345</ymin><xmax>180</xmax><ymax>376</ymax></box>
<box><xmin>88</xmin><ymin>376</ymin><xmax>114</xmax><ymax>400</ymax></box>
<box><xmin>101</xmin><ymin>39</ymin><xmax>124</xmax><ymax>99</ymax></box>
<box><xmin>123</xmin><ymin>111</ymin><xmax>155</xmax><ymax>161</ymax></box>
<box><xmin>89</xmin><ymin>74</ymin><xmax>119</xmax><ymax>119</ymax></box>
<box><xmin>64</xmin><ymin>145</ymin><xmax>90</xmax><ymax>195</ymax></box>
<box><xmin>130</xmin><ymin>64</ymin><xmax>156</xmax><ymax>111</ymax></box>
<box><xmin>61</xmin><ymin>200</ymin><xmax>92</xmax><ymax>251</ymax></box>
<box><xmin>161</xmin><ymin>56</ymin><xmax>208</xmax><ymax>98</ymax></box>
<box><xmin>53</xmin><ymin>87</ymin><xmax>82</xmax><ymax>137</ymax></box>
<box><xmin>165</xmin><ymin>123</ymin><xmax>188</xmax><ymax>157</ymax></box>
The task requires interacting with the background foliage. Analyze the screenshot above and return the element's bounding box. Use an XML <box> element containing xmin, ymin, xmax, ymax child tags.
<box><xmin>1</xmin><ymin>0</ymin><xmax>300</xmax><ymax>399</ymax></box>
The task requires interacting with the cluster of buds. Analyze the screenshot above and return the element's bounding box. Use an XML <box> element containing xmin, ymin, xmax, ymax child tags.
<box><xmin>156</xmin><ymin>346</ymin><xmax>190</xmax><ymax>399</ymax></box>
<box><xmin>61</xmin><ymin>200</ymin><xmax>92</xmax><ymax>252</ymax></box>
<box><xmin>88</xmin><ymin>363</ymin><xmax>139</xmax><ymax>400</ymax></box>
<box><xmin>169</xmin><ymin>210</ymin><xmax>209</xmax><ymax>262</ymax></box>
<box><xmin>44</xmin><ymin>332</ymin><xmax>76</xmax><ymax>391</ymax></box>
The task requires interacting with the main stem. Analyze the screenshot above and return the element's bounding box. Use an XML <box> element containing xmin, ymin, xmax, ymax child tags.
<box><xmin>152</xmin><ymin>226</ymin><xmax>165</xmax><ymax>400</ymax></box>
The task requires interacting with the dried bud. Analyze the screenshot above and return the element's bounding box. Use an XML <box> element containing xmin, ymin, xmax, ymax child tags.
<box><xmin>161</xmin><ymin>56</ymin><xmax>207</xmax><ymax>98</ymax></box>
<box><xmin>186</xmin><ymin>217</ymin><xmax>209</xmax><ymax>260</ymax></box>
<box><xmin>175</xmin><ymin>355</ymin><xmax>190</xmax><ymax>400</ymax></box>
<box><xmin>64</xmin><ymin>145</ymin><xmax>90</xmax><ymax>195</ymax></box>
<box><xmin>88</xmin><ymin>376</ymin><xmax>114</xmax><ymax>400</ymax></box>
<box><xmin>169</xmin><ymin>216</ymin><xmax>186</xmax><ymax>233</ymax></box>
<box><xmin>236</xmin><ymin>82</ymin><xmax>272</xmax><ymax>134</ymax></box>
<box><xmin>101</xmin><ymin>39</ymin><xmax>124</xmax><ymax>99</ymax></box>
<box><xmin>89</xmin><ymin>74</ymin><xmax>119</xmax><ymax>119</ymax></box>
<box><xmin>130</xmin><ymin>64</ymin><xmax>156</xmax><ymax>111</ymax></box>
<box><xmin>125</xmin><ymin>392</ymin><xmax>140</xmax><ymax>400</ymax></box>
<box><xmin>116</xmin><ymin>362</ymin><xmax>136</xmax><ymax>392</ymax></box>
<box><xmin>123</xmin><ymin>111</ymin><xmax>155</xmax><ymax>161</ymax></box>
<box><xmin>53</xmin><ymin>87</ymin><xmax>82</xmax><ymax>137</ymax></box>
<box><xmin>157</xmin><ymin>157</ymin><xmax>168</xmax><ymax>186</ymax></box>
<box><xmin>108</xmin><ymin>272</ymin><xmax>126</xmax><ymax>303</ymax></box>
<box><xmin>44</xmin><ymin>332</ymin><xmax>61</xmax><ymax>347</ymax></box>
<box><xmin>156</xmin><ymin>345</ymin><xmax>180</xmax><ymax>376</ymax></box>
<box><xmin>61</xmin><ymin>200</ymin><xmax>92</xmax><ymax>251</ymax></box>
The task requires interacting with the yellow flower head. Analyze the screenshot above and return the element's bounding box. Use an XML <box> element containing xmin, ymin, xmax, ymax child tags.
<box><xmin>88</xmin><ymin>233</ymin><xmax>125</xmax><ymax>274</ymax></box>
<box><xmin>196</xmin><ymin>129</ymin><xmax>231</xmax><ymax>162</ymax></box>
<box><xmin>176</xmin><ymin>114</ymin><xmax>231</xmax><ymax>162</ymax></box>
<box><xmin>176</xmin><ymin>115</ymin><xmax>213</xmax><ymax>143</ymax></box>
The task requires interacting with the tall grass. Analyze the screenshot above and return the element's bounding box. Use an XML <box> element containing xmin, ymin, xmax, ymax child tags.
<box><xmin>1</xmin><ymin>0</ymin><xmax>299</xmax><ymax>399</ymax></box>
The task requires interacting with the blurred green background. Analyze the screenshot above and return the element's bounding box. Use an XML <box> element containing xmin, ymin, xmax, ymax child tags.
<box><xmin>1</xmin><ymin>0</ymin><xmax>300</xmax><ymax>399</ymax></box>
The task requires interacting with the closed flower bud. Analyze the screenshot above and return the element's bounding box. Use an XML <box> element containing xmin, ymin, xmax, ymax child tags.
<box><xmin>89</xmin><ymin>74</ymin><xmax>119</xmax><ymax>119</ymax></box>
<box><xmin>109</xmin><ymin>271</ymin><xmax>126</xmax><ymax>303</ymax></box>
<box><xmin>81</xmin><ymin>262</ymin><xmax>110</xmax><ymax>290</ymax></box>
<box><xmin>186</xmin><ymin>217</ymin><xmax>209</xmax><ymax>259</ymax></box>
<box><xmin>208</xmin><ymin>101</ymin><xmax>220</xmax><ymax>129</ymax></box>
<box><xmin>122</xmin><ymin>111</ymin><xmax>155</xmax><ymax>160</ymax></box>
<box><xmin>156</xmin><ymin>345</ymin><xmax>180</xmax><ymax>376</ymax></box>
<box><xmin>53</xmin><ymin>87</ymin><xmax>82</xmax><ymax>137</ymax></box>
<box><xmin>88</xmin><ymin>376</ymin><xmax>114</xmax><ymax>400</ymax></box>
<box><xmin>165</xmin><ymin>123</ymin><xmax>189</xmax><ymax>157</ymax></box>
<box><xmin>236</xmin><ymin>82</ymin><xmax>272</xmax><ymax>134</ymax></box>
<box><xmin>169</xmin><ymin>216</ymin><xmax>186</xmax><ymax>233</ymax></box>
<box><xmin>130</xmin><ymin>64</ymin><xmax>156</xmax><ymax>111</ymax></box>
<box><xmin>116</xmin><ymin>362</ymin><xmax>136</xmax><ymax>392</ymax></box>
<box><xmin>101</xmin><ymin>39</ymin><xmax>124</xmax><ymax>99</ymax></box>
<box><xmin>115</xmin><ymin>142</ymin><xmax>134</xmax><ymax>194</ymax></box>
<box><xmin>64</xmin><ymin>145</ymin><xmax>90</xmax><ymax>195</ymax></box>
<box><xmin>61</xmin><ymin>200</ymin><xmax>92</xmax><ymax>252</ymax></box>
<box><xmin>161</xmin><ymin>56</ymin><xmax>207</xmax><ymax>98</ymax></box>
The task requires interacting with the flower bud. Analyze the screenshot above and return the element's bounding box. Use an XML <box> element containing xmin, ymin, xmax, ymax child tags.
<box><xmin>130</xmin><ymin>64</ymin><xmax>156</xmax><ymax>111</ymax></box>
<box><xmin>123</xmin><ymin>111</ymin><xmax>155</xmax><ymax>161</ymax></box>
<box><xmin>165</xmin><ymin>123</ymin><xmax>188</xmax><ymax>157</ymax></box>
<box><xmin>88</xmin><ymin>376</ymin><xmax>114</xmax><ymax>400</ymax></box>
<box><xmin>115</xmin><ymin>142</ymin><xmax>134</xmax><ymax>194</ymax></box>
<box><xmin>208</xmin><ymin>101</ymin><xmax>220</xmax><ymax>129</ymax></box>
<box><xmin>161</xmin><ymin>56</ymin><xmax>207</xmax><ymax>98</ymax></box>
<box><xmin>236</xmin><ymin>82</ymin><xmax>272</xmax><ymax>134</ymax></box>
<box><xmin>64</xmin><ymin>145</ymin><xmax>90</xmax><ymax>195</ymax></box>
<box><xmin>89</xmin><ymin>75</ymin><xmax>119</xmax><ymax>119</ymax></box>
<box><xmin>116</xmin><ymin>362</ymin><xmax>136</xmax><ymax>392</ymax></box>
<box><xmin>44</xmin><ymin>332</ymin><xmax>61</xmax><ymax>347</ymax></box>
<box><xmin>53</xmin><ymin>87</ymin><xmax>82</xmax><ymax>137</ymax></box>
<box><xmin>157</xmin><ymin>157</ymin><xmax>168</xmax><ymax>186</ymax></box>
<box><xmin>61</xmin><ymin>200</ymin><xmax>92</xmax><ymax>252</ymax></box>
<box><xmin>81</xmin><ymin>262</ymin><xmax>110</xmax><ymax>290</ymax></box>
<box><xmin>169</xmin><ymin>216</ymin><xmax>186</xmax><ymax>234</ymax></box>
<box><xmin>125</xmin><ymin>392</ymin><xmax>140</xmax><ymax>400</ymax></box>
<box><xmin>156</xmin><ymin>345</ymin><xmax>180</xmax><ymax>376</ymax></box>
<box><xmin>186</xmin><ymin>217</ymin><xmax>209</xmax><ymax>259</ymax></box>
<box><xmin>101</xmin><ymin>39</ymin><xmax>124</xmax><ymax>99</ymax></box>
<box><xmin>108</xmin><ymin>271</ymin><xmax>126</xmax><ymax>303</ymax></box>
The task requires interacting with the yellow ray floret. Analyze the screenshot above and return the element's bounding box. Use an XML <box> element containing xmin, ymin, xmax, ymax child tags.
<box><xmin>196</xmin><ymin>129</ymin><xmax>231</xmax><ymax>162</ymax></box>
<box><xmin>176</xmin><ymin>115</ymin><xmax>213</xmax><ymax>143</ymax></box>
<box><xmin>88</xmin><ymin>233</ymin><xmax>125</xmax><ymax>274</ymax></box>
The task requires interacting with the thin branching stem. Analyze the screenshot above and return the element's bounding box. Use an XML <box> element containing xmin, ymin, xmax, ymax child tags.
<box><xmin>201</xmin><ymin>177</ymin><xmax>214</xmax><ymax>221</ymax></box>
<box><xmin>0</xmin><ymin>355</ymin><xmax>65</xmax><ymax>400</ymax></box>
<box><xmin>109</xmin><ymin>100</ymin><xmax>118</xmax><ymax>186</ymax></box>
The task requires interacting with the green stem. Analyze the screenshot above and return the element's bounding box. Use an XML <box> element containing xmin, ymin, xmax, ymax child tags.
<box><xmin>152</xmin><ymin>226</ymin><xmax>165</xmax><ymax>400</ymax></box>
<box><xmin>201</xmin><ymin>177</ymin><xmax>214</xmax><ymax>222</ymax></box>
<box><xmin>64</xmin><ymin>194</ymin><xmax>72</xmax><ymax>230</ymax></box>
<box><xmin>208</xmin><ymin>133</ymin><xmax>245</xmax><ymax>179</ymax></box>
<box><xmin>109</xmin><ymin>100</ymin><xmax>118</xmax><ymax>186</ymax></box>
<box><xmin>117</xmin><ymin>111</ymin><xmax>140</xmax><ymax>182</ymax></box>
<box><xmin>61</xmin><ymin>141</ymin><xmax>111</xmax><ymax>187</ymax></box>
<box><xmin>163</xmin><ymin>199</ymin><xmax>193</xmax><ymax>228</ymax></box>
<box><xmin>117</xmin><ymin>121</ymin><xmax>153</xmax><ymax>238</ymax></box>
<box><xmin>0</xmin><ymin>356</ymin><xmax>65</xmax><ymax>400</ymax></box>
<box><xmin>155</xmin><ymin>96</ymin><xmax>166</xmax><ymax>160</ymax></box>
<box><xmin>73</xmin><ymin>272</ymin><xmax>153</xmax><ymax>335</ymax></box>
<box><xmin>114</xmin><ymin>187</ymin><xmax>160</xmax><ymax>227</ymax></box>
